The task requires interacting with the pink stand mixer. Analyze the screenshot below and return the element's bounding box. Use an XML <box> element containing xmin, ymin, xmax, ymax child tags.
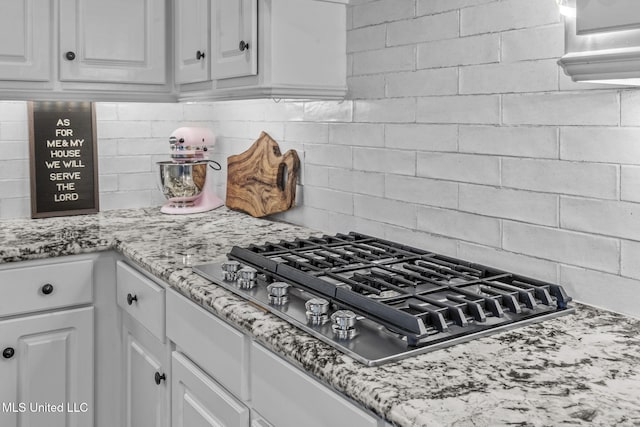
<box><xmin>157</xmin><ymin>127</ymin><xmax>224</xmax><ymax>214</ymax></box>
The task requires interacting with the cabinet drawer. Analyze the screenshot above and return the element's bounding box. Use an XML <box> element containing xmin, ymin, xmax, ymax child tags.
<box><xmin>0</xmin><ymin>258</ymin><xmax>93</xmax><ymax>318</ymax></box>
<box><xmin>172</xmin><ymin>351</ymin><xmax>249</xmax><ymax>427</ymax></box>
<box><xmin>166</xmin><ymin>289</ymin><xmax>249</xmax><ymax>400</ymax></box>
<box><xmin>116</xmin><ymin>261</ymin><xmax>165</xmax><ymax>342</ymax></box>
<box><xmin>251</xmin><ymin>343</ymin><xmax>378</xmax><ymax>427</ymax></box>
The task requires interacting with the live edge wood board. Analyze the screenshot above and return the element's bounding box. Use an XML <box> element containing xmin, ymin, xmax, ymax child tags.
<box><xmin>226</xmin><ymin>132</ymin><xmax>300</xmax><ymax>217</ymax></box>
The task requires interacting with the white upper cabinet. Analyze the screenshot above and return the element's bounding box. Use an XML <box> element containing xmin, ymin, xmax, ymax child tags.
<box><xmin>211</xmin><ymin>0</ymin><xmax>257</xmax><ymax>80</ymax></box>
<box><xmin>59</xmin><ymin>0</ymin><xmax>167</xmax><ymax>84</ymax></box>
<box><xmin>0</xmin><ymin>0</ymin><xmax>51</xmax><ymax>82</ymax></box>
<box><xmin>175</xmin><ymin>0</ymin><xmax>210</xmax><ymax>84</ymax></box>
<box><xmin>559</xmin><ymin>0</ymin><xmax>640</xmax><ymax>85</ymax></box>
<box><xmin>176</xmin><ymin>0</ymin><xmax>347</xmax><ymax>101</ymax></box>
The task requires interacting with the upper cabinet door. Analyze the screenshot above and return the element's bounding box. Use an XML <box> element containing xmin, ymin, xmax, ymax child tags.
<box><xmin>175</xmin><ymin>0</ymin><xmax>210</xmax><ymax>84</ymax></box>
<box><xmin>576</xmin><ymin>0</ymin><xmax>640</xmax><ymax>34</ymax></box>
<box><xmin>0</xmin><ymin>0</ymin><xmax>51</xmax><ymax>81</ymax></box>
<box><xmin>59</xmin><ymin>0</ymin><xmax>166</xmax><ymax>84</ymax></box>
<box><xmin>211</xmin><ymin>0</ymin><xmax>257</xmax><ymax>80</ymax></box>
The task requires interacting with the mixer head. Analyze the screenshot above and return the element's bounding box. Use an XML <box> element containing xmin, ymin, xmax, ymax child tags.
<box><xmin>169</xmin><ymin>127</ymin><xmax>216</xmax><ymax>162</ymax></box>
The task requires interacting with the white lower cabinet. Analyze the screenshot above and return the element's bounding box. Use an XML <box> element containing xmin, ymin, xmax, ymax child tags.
<box><xmin>0</xmin><ymin>307</ymin><xmax>94</xmax><ymax>427</ymax></box>
<box><xmin>172</xmin><ymin>351</ymin><xmax>249</xmax><ymax>427</ymax></box>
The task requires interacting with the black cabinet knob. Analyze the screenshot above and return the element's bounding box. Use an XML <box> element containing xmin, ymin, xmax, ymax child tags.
<box><xmin>239</xmin><ymin>40</ymin><xmax>249</xmax><ymax>51</ymax></box>
<box><xmin>196</xmin><ymin>50</ymin><xmax>205</xmax><ymax>60</ymax></box>
<box><xmin>41</xmin><ymin>283</ymin><xmax>54</xmax><ymax>295</ymax></box>
<box><xmin>65</xmin><ymin>51</ymin><xmax>76</xmax><ymax>61</ymax></box>
<box><xmin>2</xmin><ymin>347</ymin><xmax>15</xmax><ymax>359</ymax></box>
<box><xmin>126</xmin><ymin>293</ymin><xmax>137</xmax><ymax>306</ymax></box>
<box><xmin>154</xmin><ymin>372</ymin><xmax>166</xmax><ymax>385</ymax></box>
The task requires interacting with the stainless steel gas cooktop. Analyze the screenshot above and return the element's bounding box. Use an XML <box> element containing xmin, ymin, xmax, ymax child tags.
<box><xmin>193</xmin><ymin>232</ymin><xmax>575</xmax><ymax>366</ymax></box>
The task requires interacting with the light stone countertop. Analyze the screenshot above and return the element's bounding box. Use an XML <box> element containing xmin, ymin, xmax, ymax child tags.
<box><xmin>1</xmin><ymin>207</ymin><xmax>638</xmax><ymax>427</ymax></box>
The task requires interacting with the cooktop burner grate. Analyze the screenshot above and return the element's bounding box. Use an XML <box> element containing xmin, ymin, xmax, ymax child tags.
<box><xmin>228</xmin><ymin>232</ymin><xmax>572</xmax><ymax>346</ymax></box>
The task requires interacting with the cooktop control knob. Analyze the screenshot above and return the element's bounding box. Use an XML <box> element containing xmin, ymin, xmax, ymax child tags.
<box><xmin>221</xmin><ymin>261</ymin><xmax>241</xmax><ymax>281</ymax></box>
<box><xmin>237</xmin><ymin>266</ymin><xmax>258</xmax><ymax>289</ymax></box>
<box><xmin>267</xmin><ymin>282</ymin><xmax>290</xmax><ymax>305</ymax></box>
<box><xmin>305</xmin><ymin>298</ymin><xmax>330</xmax><ymax>325</ymax></box>
<box><xmin>331</xmin><ymin>310</ymin><xmax>358</xmax><ymax>339</ymax></box>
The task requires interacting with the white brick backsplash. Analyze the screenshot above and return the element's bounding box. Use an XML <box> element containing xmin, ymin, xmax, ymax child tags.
<box><xmin>249</xmin><ymin>122</ymin><xmax>285</xmax><ymax>142</ymax></box>
<box><xmin>503</xmin><ymin>92</ymin><xmax>620</xmax><ymax>126</ymax></box>
<box><xmin>99</xmin><ymin>156</ymin><xmax>152</xmax><ymax>174</ymax></box>
<box><xmin>304</xmin><ymin>144</ymin><xmax>352</xmax><ymax>168</ymax></box>
<box><xmin>284</xmin><ymin>123</ymin><xmax>329</xmax><ymax>144</ymax></box>
<box><xmin>458</xmin><ymin>242</ymin><xmax>558</xmax><ymax>283</ymax></box>
<box><xmin>303</xmin><ymin>186</ymin><xmax>353</xmax><ymax>215</ymax></box>
<box><xmin>329</xmin><ymin>123</ymin><xmax>384</xmax><ymax>147</ymax></box>
<box><xmin>347</xmin><ymin>25</ymin><xmax>386</xmax><ymax>53</ymax></box>
<box><xmin>117</xmin><ymin>138</ymin><xmax>166</xmax><ymax>156</ymax></box>
<box><xmin>0</xmin><ymin>179</ymin><xmax>29</xmax><ymax>198</ymax></box>
<box><xmin>99</xmin><ymin>174</ymin><xmax>118</xmax><ymax>192</ymax></box>
<box><xmin>621</xmin><ymin>90</ymin><xmax>640</xmax><ymax>126</ymax></box>
<box><xmin>304</xmin><ymin>164</ymin><xmax>329</xmax><ymax>187</ymax></box>
<box><xmin>182</xmin><ymin>103</ymin><xmax>216</xmax><ymax>121</ymax></box>
<box><xmin>117</xmin><ymin>103</ymin><xmax>183</xmax><ymax>121</ymax></box>
<box><xmin>98</xmin><ymin>121</ymin><xmax>152</xmax><ymax>139</ymax></box>
<box><xmin>560</xmin><ymin>266</ymin><xmax>640</xmax><ymax>317</ymax></box>
<box><xmin>352</xmin><ymin>45</ymin><xmax>415</xmax><ymax>76</ymax></box>
<box><xmin>459</xmin><ymin>126</ymin><xmax>558</xmax><ymax>158</ymax></box>
<box><xmin>561</xmin><ymin>127</ymin><xmax>640</xmax><ymax>165</ymax></box>
<box><xmin>263</xmin><ymin>101</ymin><xmax>304</xmax><ymax>122</ymax></box>
<box><xmin>385</xmin><ymin>225</ymin><xmax>459</xmax><ymax>257</ymax></box>
<box><xmin>0</xmin><ymin>142</ymin><xmax>29</xmax><ymax>160</ymax></box>
<box><xmin>460</xmin><ymin>0</ymin><xmax>559</xmax><ymax>36</ymax></box>
<box><xmin>352</xmin><ymin>0</ymin><xmax>414</xmax><ymax>28</ymax></box>
<box><xmin>417</xmin><ymin>152</ymin><xmax>500</xmax><ymax>185</ymax></box>
<box><xmin>387</xmin><ymin>11</ymin><xmax>459</xmax><ymax>47</ymax></box>
<box><xmin>95</xmin><ymin>103</ymin><xmax>118</xmax><ymax>120</ymax></box>
<box><xmin>0</xmin><ymin>121</ymin><xmax>28</xmax><ymax>140</ymax></box>
<box><xmin>621</xmin><ymin>166</ymin><xmax>640</xmax><ymax>203</ymax></box>
<box><xmin>621</xmin><ymin>241</ymin><xmax>640</xmax><ymax>280</ymax></box>
<box><xmin>386</xmin><ymin>68</ymin><xmax>458</xmax><ymax>98</ymax></box>
<box><xmin>353</xmin><ymin>147</ymin><xmax>416</xmax><ymax>175</ymax></box>
<box><xmin>460</xmin><ymin>184</ymin><xmax>558</xmax><ymax>226</ymax></box>
<box><xmin>417</xmin><ymin>0</ymin><xmax>496</xmax><ymax>16</ymax></box>
<box><xmin>327</xmin><ymin>212</ymin><xmax>385</xmax><ymax>236</ymax></box>
<box><xmin>328</xmin><ymin>169</ymin><xmax>385</xmax><ymax>197</ymax></box>
<box><xmin>354</xmin><ymin>194</ymin><xmax>416</xmax><ymax>228</ymax></box>
<box><xmin>417</xmin><ymin>34</ymin><xmax>499</xmax><ymax>69</ymax></box>
<box><xmin>0</xmin><ymin>160</ymin><xmax>28</xmax><ymax>179</ymax></box>
<box><xmin>417</xmin><ymin>95</ymin><xmax>500</xmax><ymax>124</ymax></box>
<box><xmin>0</xmin><ymin>101</ymin><xmax>26</xmax><ymax>121</ymax></box>
<box><xmin>118</xmin><ymin>173</ymin><xmax>156</xmax><ymax>191</ymax></box>
<box><xmin>385</xmin><ymin>124</ymin><xmax>458</xmax><ymax>151</ymax></box>
<box><xmin>502</xmin><ymin>158</ymin><xmax>618</xmax><ymax>199</ymax></box>
<box><xmin>0</xmin><ymin>197</ymin><xmax>29</xmax><ymax>219</ymax></box>
<box><xmin>385</xmin><ymin>175</ymin><xmax>458</xmax><ymax>208</ymax></box>
<box><xmin>100</xmin><ymin>190</ymin><xmax>154</xmax><ymax>211</ymax></box>
<box><xmin>354</xmin><ymin>98</ymin><xmax>416</xmax><ymax>123</ymax></box>
<box><xmin>503</xmin><ymin>221</ymin><xmax>619</xmax><ymax>273</ymax></box>
<box><xmin>501</xmin><ymin>24</ymin><xmax>564</xmax><ymax>62</ymax></box>
<box><xmin>347</xmin><ymin>75</ymin><xmax>386</xmax><ymax>99</ymax></box>
<box><xmin>303</xmin><ymin>101</ymin><xmax>353</xmax><ymax>123</ymax></box>
<box><xmin>561</xmin><ymin>197</ymin><xmax>640</xmax><ymax>241</ymax></box>
<box><xmin>460</xmin><ymin>60</ymin><xmax>558</xmax><ymax>94</ymax></box>
<box><xmin>417</xmin><ymin>206</ymin><xmax>501</xmax><ymax>247</ymax></box>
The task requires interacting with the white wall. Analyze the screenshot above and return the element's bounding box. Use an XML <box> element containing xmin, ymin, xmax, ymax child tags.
<box><xmin>0</xmin><ymin>0</ymin><xmax>639</xmax><ymax>316</ymax></box>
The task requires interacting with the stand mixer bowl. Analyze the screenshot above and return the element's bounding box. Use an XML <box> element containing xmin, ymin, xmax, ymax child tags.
<box><xmin>157</xmin><ymin>161</ymin><xmax>208</xmax><ymax>208</ymax></box>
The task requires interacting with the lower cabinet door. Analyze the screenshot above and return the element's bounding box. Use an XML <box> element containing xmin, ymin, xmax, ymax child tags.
<box><xmin>0</xmin><ymin>306</ymin><xmax>94</xmax><ymax>427</ymax></box>
<box><xmin>172</xmin><ymin>352</ymin><xmax>249</xmax><ymax>427</ymax></box>
<box><xmin>122</xmin><ymin>314</ymin><xmax>170</xmax><ymax>427</ymax></box>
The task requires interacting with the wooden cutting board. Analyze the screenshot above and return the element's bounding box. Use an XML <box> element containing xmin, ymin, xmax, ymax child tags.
<box><xmin>226</xmin><ymin>132</ymin><xmax>300</xmax><ymax>217</ymax></box>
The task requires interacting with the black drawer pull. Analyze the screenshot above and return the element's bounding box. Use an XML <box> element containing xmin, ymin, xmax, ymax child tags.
<box><xmin>154</xmin><ymin>372</ymin><xmax>166</xmax><ymax>385</ymax></box>
<box><xmin>2</xmin><ymin>347</ymin><xmax>15</xmax><ymax>359</ymax></box>
<box><xmin>239</xmin><ymin>40</ymin><xmax>249</xmax><ymax>51</ymax></box>
<box><xmin>126</xmin><ymin>293</ymin><xmax>137</xmax><ymax>305</ymax></box>
<box><xmin>196</xmin><ymin>50</ymin><xmax>205</xmax><ymax>60</ymax></box>
<box><xmin>41</xmin><ymin>283</ymin><xmax>54</xmax><ymax>295</ymax></box>
<box><xmin>65</xmin><ymin>51</ymin><xmax>76</xmax><ymax>61</ymax></box>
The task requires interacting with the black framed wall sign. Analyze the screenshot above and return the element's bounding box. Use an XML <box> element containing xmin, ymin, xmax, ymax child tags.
<box><xmin>28</xmin><ymin>101</ymin><xmax>99</xmax><ymax>218</ymax></box>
